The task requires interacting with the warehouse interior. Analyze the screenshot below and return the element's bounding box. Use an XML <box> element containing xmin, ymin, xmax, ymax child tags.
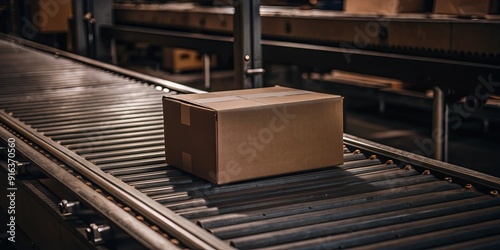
<box><xmin>0</xmin><ymin>0</ymin><xmax>500</xmax><ymax>249</ymax></box>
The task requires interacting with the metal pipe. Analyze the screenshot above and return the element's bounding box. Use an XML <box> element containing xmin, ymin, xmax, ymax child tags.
<box><xmin>211</xmin><ymin>189</ymin><xmax>478</xmax><ymax>239</ymax></box>
<box><xmin>99</xmin><ymin>157</ymin><xmax>167</xmax><ymax>171</ymax></box>
<box><xmin>196</xmin><ymin>180</ymin><xmax>460</xmax><ymax>229</ymax></box>
<box><xmin>432</xmin><ymin>87</ymin><xmax>445</xmax><ymax>161</ymax></box>
<box><xmin>118</xmin><ymin>170</ymin><xmax>182</xmax><ymax>182</ymax></box>
<box><xmin>36</xmin><ymin>116</ymin><xmax>163</xmax><ymax>132</ymax></box>
<box><xmin>364</xmin><ymin>219</ymin><xmax>500</xmax><ymax>249</ymax></box>
<box><xmin>233</xmin><ymin>198</ymin><xmax>500</xmax><ymax>249</ymax></box>
<box><xmin>433</xmin><ymin>234</ymin><xmax>500</xmax><ymax>249</ymax></box>
<box><xmin>180</xmin><ymin>175</ymin><xmax>437</xmax><ymax>219</ymax></box>
<box><xmin>55</xmin><ymin>125</ymin><xmax>163</xmax><ymax>142</ymax></box>
<box><xmin>82</xmin><ymin>145</ymin><xmax>165</xmax><ymax>160</ymax></box>
<box><xmin>129</xmin><ymin>176</ymin><xmax>194</xmax><ymax>189</ymax></box>
<box><xmin>108</xmin><ymin>164</ymin><xmax>175</xmax><ymax>177</ymax></box>
<box><xmin>90</xmin><ymin>151</ymin><xmax>166</xmax><ymax>165</ymax></box>
<box><xmin>21</xmin><ymin>103</ymin><xmax>161</xmax><ymax>122</ymax></box>
<box><xmin>74</xmin><ymin>139</ymin><xmax>164</xmax><ymax>154</ymax></box>
<box><xmin>203</xmin><ymin>53</ymin><xmax>211</xmax><ymax>90</ymax></box>
<box><xmin>175</xmin><ymin>172</ymin><xmax>432</xmax><ymax>218</ymax></box>
<box><xmin>30</xmin><ymin>112</ymin><xmax>163</xmax><ymax>128</ymax></box>
<box><xmin>43</xmin><ymin>120</ymin><xmax>164</xmax><ymax>137</ymax></box>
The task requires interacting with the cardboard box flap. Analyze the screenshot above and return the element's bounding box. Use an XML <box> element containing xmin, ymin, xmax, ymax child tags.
<box><xmin>345</xmin><ymin>0</ymin><xmax>426</xmax><ymax>14</ymax></box>
<box><xmin>193</xmin><ymin>90</ymin><xmax>310</xmax><ymax>104</ymax></box>
<box><xmin>167</xmin><ymin>87</ymin><xmax>339</xmax><ymax>111</ymax></box>
<box><xmin>434</xmin><ymin>0</ymin><xmax>499</xmax><ymax>15</ymax></box>
<box><xmin>167</xmin><ymin>86</ymin><xmax>303</xmax><ymax>103</ymax></box>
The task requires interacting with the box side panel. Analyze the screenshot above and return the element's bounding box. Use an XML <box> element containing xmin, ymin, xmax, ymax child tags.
<box><xmin>345</xmin><ymin>0</ymin><xmax>425</xmax><ymax>13</ymax></box>
<box><xmin>216</xmin><ymin>97</ymin><xmax>343</xmax><ymax>184</ymax></box>
<box><xmin>163</xmin><ymin>97</ymin><xmax>217</xmax><ymax>182</ymax></box>
<box><xmin>398</xmin><ymin>0</ymin><xmax>426</xmax><ymax>12</ymax></box>
<box><xmin>30</xmin><ymin>0</ymin><xmax>72</xmax><ymax>33</ymax></box>
<box><xmin>434</xmin><ymin>0</ymin><xmax>494</xmax><ymax>15</ymax></box>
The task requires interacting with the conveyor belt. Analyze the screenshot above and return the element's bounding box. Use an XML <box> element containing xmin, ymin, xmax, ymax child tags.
<box><xmin>1</xmin><ymin>39</ymin><xmax>500</xmax><ymax>249</ymax></box>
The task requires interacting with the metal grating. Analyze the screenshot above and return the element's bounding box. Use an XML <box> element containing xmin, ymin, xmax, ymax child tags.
<box><xmin>1</xmin><ymin>40</ymin><xmax>500</xmax><ymax>249</ymax></box>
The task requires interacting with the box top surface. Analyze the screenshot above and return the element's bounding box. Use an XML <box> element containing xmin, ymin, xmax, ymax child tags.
<box><xmin>165</xmin><ymin>86</ymin><xmax>341</xmax><ymax>111</ymax></box>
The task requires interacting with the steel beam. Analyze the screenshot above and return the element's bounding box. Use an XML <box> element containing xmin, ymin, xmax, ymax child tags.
<box><xmin>70</xmin><ymin>0</ymin><xmax>86</xmax><ymax>56</ymax></box>
<box><xmin>233</xmin><ymin>0</ymin><xmax>263</xmax><ymax>89</ymax></box>
<box><xmin>93</xmin><ymin>0</ymin><xmax>112</xmax><ymax>60</ymax></box>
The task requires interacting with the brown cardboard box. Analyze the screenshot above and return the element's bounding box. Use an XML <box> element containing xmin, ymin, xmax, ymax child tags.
<box><xmin>162</xmin><ymin>48</ymin><xmax>217</xmax><ymax>73</ymax></box>
<box><xmin>344</xmin><ymin>0</ymin><xmax>426</xmax><ymax>14</ymax></box>
<box><xmin>163</xmin><ymin>86</ymin><xmax>344</xmax><ymax>184</ymax></box>
<box><xmin>434</xmin><ymin>0</ymin><xmax>499</xmax><ymax>15</ymax></box>
<box><xmin>29</xmin><ymin>0</ymin><xmax>72</xmax><ymax>33</ymax></box>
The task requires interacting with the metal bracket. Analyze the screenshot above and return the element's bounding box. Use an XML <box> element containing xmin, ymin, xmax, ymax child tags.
<box><xmin>246</xmin><ymin>68</ymin><xmax>265</xmax><ymax>76</ymax></box>
<box><xmin>12</xmin><ymin>160</ymin><xmax>30</xmax><ymax>175</ymax></box>
<box><xmin>58</xmin><ymin>200</ymin><xmax>81</xmax><ymax>216</ymax></box>
<box><xmin>86</xmin><ymin>223</ymin><xmax>111</xmax><ymax>244</ymax></box>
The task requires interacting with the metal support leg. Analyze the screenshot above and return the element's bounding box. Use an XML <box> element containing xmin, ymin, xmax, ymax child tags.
<box><xmin>110</xmin><ymin>38</ymin><xmax>117</xmax><ymax>65</ymax></box>
<box><xmin>432</xmin><ymin>87</ymin><xmax>449</xmax><ymax>162</ymax></box>
<box><xmin>71</xmin><ymin>0</ymin><xmax>86</xmax><ymax>56</ymax></box>
<box><xmin>483</xmin><ymin>119</ymin><xmax>490</xmax><ymax>133</ymax></box>
<box><xmin>93</xmin><ymin>0</ymin><xmax>112</xmax><ymax>61</ymax></box>
<box><xmin>203</xmin><ymin>53</ymin><xmax>211</xmax><ymax>90</ymax></box>
<box><xmin>71</xmin><ymin>0</ymin><xmax>111</xmax><ymax>60</ymax></box>
<box><xmin>234</xmin><ymin>0</ymin><xmax>263</xmax><ymax>89</ymax></box>
<box><xmin>379</xmin><ymin>99</ymin><xmax>386</xmax><ymax>113</ymax></box>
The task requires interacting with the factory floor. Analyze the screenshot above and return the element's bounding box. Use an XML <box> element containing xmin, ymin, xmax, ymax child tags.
<box><xmin>126</xmin><ymin>65</ymin><xmax>500</xmax><ymax>179</ymax></box>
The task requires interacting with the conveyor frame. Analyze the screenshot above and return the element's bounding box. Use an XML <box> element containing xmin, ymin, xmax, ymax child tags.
<box><xmin>1</xmin><ymin>34</ymin><xmax>500</xmax><ymax>249</ymax></box>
